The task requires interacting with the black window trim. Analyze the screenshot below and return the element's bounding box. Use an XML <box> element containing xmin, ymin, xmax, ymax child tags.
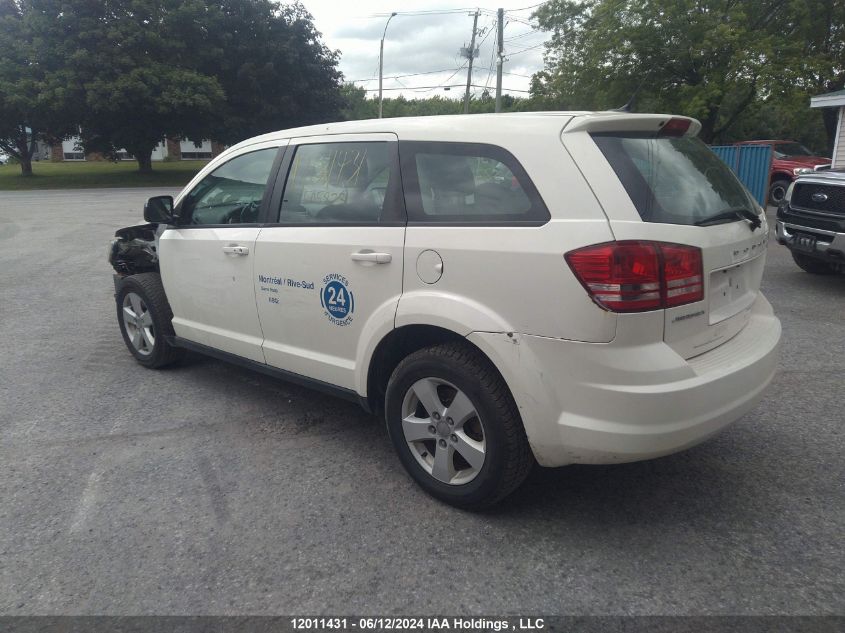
<box><xmin>399</xmin><ymin>140</ymin><xmax>551</xmax><ymax>227</ymax></box>
<box><xmin>589</xmin><ymin>132</ymin><xmax>756</xmax><ymax>225</ymax></box>
<box><xmin>263</xmin><ymin>138</ymin><xmax>407</xmax><ymax>228</ymax></box>
<box><xmin>172</xmin><ymin>145</ymin><xmax>287</xmax><ymax>229</ymax></box>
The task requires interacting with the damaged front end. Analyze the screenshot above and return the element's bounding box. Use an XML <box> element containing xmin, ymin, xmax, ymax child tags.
<box><xmin>109</xmin><ymin>223</ymin><xmax>159</xmax><ymax>276</ymax></box>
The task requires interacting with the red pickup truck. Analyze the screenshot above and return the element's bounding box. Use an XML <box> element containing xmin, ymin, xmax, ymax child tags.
<box><xmin>736</xmin><ymin>140</ymin><xmax>831</xmax><ymax>204</ymax></box>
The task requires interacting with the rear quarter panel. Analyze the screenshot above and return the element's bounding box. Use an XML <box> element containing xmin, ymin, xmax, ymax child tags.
<box><xmin>395</xmin><ymin>119</ymin><xmax>617</xmax><ymax>343</ymax></box>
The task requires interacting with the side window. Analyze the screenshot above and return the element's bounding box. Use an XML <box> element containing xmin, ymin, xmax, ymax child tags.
<box><xmin>180</xmin><ymin>148</ymin><xmax>278</xmax><ymax>226</ymax></box>
<box><xmin>400</xmin><ymin>141</ymin><xmax>549</xmax><ymax>224</ymax></box>
<box><xmin>278</xmin><ymin>142</ymin><xmax>395</xmax><ymax>224</ymax></box>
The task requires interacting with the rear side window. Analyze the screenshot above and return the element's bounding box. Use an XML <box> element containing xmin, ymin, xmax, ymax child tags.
<box><xmin>592</xmin><ymin>135</ymin><xmax>756</xmax><ymax>226</ymax></box>
<box><xmin>400</xmin><ymin>141</ymin><xmax>549</xmax><ymax>224</ymax></box>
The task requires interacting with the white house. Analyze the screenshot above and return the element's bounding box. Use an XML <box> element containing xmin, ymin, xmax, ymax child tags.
<box><xmin>53</xmin><ymin>136</ymin><xmax>220</xmax><ymax>161</ymax></box>
<box><xmin>810</xmin><ymin>89</ymin><xmax>845</xmax><ymax>168</ymax></box>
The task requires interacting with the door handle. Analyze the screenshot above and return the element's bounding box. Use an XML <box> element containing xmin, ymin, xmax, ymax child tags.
<box><xmin>351</xmin><ymin>251</ymin><xmax>392</xmax><ymax>264</ymax></box>
<box><xmin>222</xmin><ymin>245</ymin><xmax>249</xmax><ymax>256</ymax></box>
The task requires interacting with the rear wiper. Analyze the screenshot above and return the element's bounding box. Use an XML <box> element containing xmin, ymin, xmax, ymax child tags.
<box><xmin>695</xmin><ymin>207</ymin><xmax>761</xmax><ymax>230</ymax></box>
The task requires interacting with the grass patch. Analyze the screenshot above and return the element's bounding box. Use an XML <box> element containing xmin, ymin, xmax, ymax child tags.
<box><xmin>0</xmin><ymin>160</ymin><xmax>208</xmax><ymax>191</ymax></box>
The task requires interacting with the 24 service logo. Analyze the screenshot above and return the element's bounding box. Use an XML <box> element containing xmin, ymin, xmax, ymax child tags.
<box><xmin>321</xmin><ymin>273</ymin><xmax>355</xmax><ymax>326</ymax></box>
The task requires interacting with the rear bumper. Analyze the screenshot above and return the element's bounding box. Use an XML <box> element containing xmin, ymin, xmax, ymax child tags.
<box><xmin>469</xmin><ymin>294</ymin><xmax>781</xmax><ymax>467</ymax></box>
<box><xmin>776</xmin><ymin>220</ymin><xmax>845</xmax><ymax>265</ymax></box>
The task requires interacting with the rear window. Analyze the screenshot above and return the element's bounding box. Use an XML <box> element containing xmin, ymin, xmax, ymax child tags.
<box><xmin>592</xmin><ymin>135</ymin><xmax>756</xmax><ymax>226</ymax></box>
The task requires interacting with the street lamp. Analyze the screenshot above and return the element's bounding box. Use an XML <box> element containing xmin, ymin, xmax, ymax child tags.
<box><xmin>378</xmin><ymin>12</ymin><xmax>398</xmax><ymax>119</ymax></box>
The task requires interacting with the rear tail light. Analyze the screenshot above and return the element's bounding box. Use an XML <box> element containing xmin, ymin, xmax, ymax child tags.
<box><xmin>565</xmin><ymin>241</ymin><xmax>703</xmax><ymax>312</ymax></box>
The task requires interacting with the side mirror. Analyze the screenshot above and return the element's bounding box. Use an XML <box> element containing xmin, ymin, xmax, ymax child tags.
<box><xmin>143</xmin><ymin>195</ymin><xmax>176</xmax><ymax>224</ymax></box>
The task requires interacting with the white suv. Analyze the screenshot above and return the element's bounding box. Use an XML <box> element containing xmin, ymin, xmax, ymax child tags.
<box><xmin>109</xmin><ymin>113</ymin><xmax>781</xmax><ymax>508</ymax></box>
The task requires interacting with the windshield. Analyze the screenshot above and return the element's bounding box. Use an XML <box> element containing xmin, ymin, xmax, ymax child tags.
<box><xmin>592</xmin><ymin>135</ymin><xmax>756</xmax><ymax>226</ymax></box>
<box><xmin>773</xmin><ymin>142</ymin><xmax>812</xmax><ymax>157</ymax></box>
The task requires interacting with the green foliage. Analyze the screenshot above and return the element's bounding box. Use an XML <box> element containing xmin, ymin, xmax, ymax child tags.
<box><xmin>340</xmin><ymin>84</ymin><xmax>526</xmax><ymax>120</ymax></box>
<box><xmin>728</xmin><ymin>92</ymin><xmax>830</xmax><ymax>154</ymax></box>
<box><xmin>193</xmin><ymin>1</ymin><xmax>344</xmax><ymax>144</ymax></box>
<box><xmin>1</xmin><ymin>0</ymin><xmax>343</xmax><ymax>174</ymax></box>
<box><xmin>0</xmin><ymin>159</ymin><xmax>206</xmax><ymax>190</ymax></box>
<box><xmin>0</xmin><ymin>0</ymin><xmax>81</xmax><ymax>175</ymax></box>
<box><xmin>533</xmin><ymin>0</ymin><xmax>845</xmax><ymax>146</ymax></box>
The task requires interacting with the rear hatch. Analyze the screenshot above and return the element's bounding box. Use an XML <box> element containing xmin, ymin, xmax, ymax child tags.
<box><xmin>562</xmin><ymin>114</ymin><xmax>768</xmax><ymax>359</ymax></box>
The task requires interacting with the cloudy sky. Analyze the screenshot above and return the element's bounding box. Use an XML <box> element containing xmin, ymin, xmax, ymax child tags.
<box><xmin>299</xmin><ymin>1</ymin><xmax>549</xmax><ymax>100</ymax></box>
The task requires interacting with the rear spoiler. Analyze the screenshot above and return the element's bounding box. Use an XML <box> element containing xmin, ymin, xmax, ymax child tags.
<box><xmin>562</xmin><ymin>113</ymin><xmax>701</xmax><ymax>137</ymax></box>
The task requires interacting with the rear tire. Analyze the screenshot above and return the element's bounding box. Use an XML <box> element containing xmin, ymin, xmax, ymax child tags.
<box><xmin>385</xmin><ymin>342</ymin><xmax>533</xmax><ymax>509</ymax></box>
<box><xmin>791</xmin><ymin>251</ymin><xmax>837</xmax><ymax>275</ymax></box>
<box><xmin>116</xmin><ymin>273</ymin><xmax>185</xmax><ymax>368</ymax></box>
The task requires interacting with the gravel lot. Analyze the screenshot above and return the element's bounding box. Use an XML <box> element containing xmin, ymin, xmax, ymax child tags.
<box><xmin>0</xmin><ymin>188</ymin><xmax>842</xmax><ymax>615</ymax></box>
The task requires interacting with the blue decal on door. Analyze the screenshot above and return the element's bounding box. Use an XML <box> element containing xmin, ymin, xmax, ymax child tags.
<box><xmin>321</xmin><ymin>274</ymin><xmax>355</xmax><ymax>326</ymax></box>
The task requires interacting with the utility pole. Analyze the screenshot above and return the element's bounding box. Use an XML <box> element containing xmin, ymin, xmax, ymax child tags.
<box><xmin>378</xmin><ymin>12</ymin><xmax>397</xmax><ymax>119</ymax></box>
<box><xmin>495</xmin><ymin>8</ymin><xmax>504</xmax><ymax>113</ymax></box>
<box><xmin>463</xmin><ymin>10</ymin><xmax>480</xmax><ymax>114</ymax></box>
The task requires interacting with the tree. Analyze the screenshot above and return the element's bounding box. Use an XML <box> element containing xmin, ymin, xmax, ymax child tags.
<box><xmin>55</xmin><ymin>0</ymin><xmax>343</xmax><ymax>171</ymax></box>
<box><xmin>532</xmin><ymin>0</ymin><xmax>789</xmax><ymax>142</ymax></box>
<box><xmin>338</xmin><ymin>85</ymin><xmax>527</xmax><ymax>121</ymax></box>
<box><xmin>192</xmin><ymin>0</ymin><xmax>344</xmax><ymax>144</ymax></box>
<box><xmin>47</xmin><ymin>0</ymin><xmax>225</xmax><ymax>173</ymax></box>
<box><xmin>768</xmin><ymin>0</ymin><xmax>845</xmax><ymax>151</ymax></box>
<box><xmin>340</xmin><ymin>84</ymin><xmax>377</xmax><ymax>120</ymax></box>
<box><xmin>0</xmin><ymin>0</ymin><xmax>80</xmax><ymax>176</ymax></box>
<box><xmin>729</xmin><ymin>91</ymin><xmax>829</xmax><ymax>153</ymax></box>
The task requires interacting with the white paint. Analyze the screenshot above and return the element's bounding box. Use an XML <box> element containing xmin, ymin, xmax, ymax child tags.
<box><xmin>69</xmin><ymin>468</ymin><xmax>105</xmax><ymax>534</ymax></box>
<box><xmin>832</xmin><ymin>106</ymin><xmax>844</xmax><ymax>169</ymax></box>
<box><xmin>179</xmin><ymin>138</ymin><xmax>212</xmax><ymax>156</ymax></box>
<box><xmin>69</xmin><ymin>417</ymin><xmax>123</xmax><ymax>533</ymax></box>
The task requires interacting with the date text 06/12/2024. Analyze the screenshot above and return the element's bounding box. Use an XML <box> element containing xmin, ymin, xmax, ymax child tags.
<box><xmin>290</xmin><ymin>618</ymin><xmax>545</xmax><ymax>631</ymax></box>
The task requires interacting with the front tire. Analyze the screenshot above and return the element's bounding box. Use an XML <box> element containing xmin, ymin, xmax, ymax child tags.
<box><xmin>385</xmin><ymin>342</ymin><xmax>533</xmax><ymax>509</ymax></box>
<box><xmin>769</xmin><ymin>179</ymin><xmax>790</xmax><ymax>205</ymax></box>
<box><xmin>116</xmin><ymin>273</ymin><xmax>184</xmax><ymax>368</ymax></box>
<box><xmin>791</xmin><ymin>251</ymin><xmax>837</xmax><ymax>275</ymax></box>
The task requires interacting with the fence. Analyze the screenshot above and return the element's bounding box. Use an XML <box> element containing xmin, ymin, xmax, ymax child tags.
<box><xmin>709</xmin><ymin>144</ymin><xmax>772</xmax><ymax>206</ymax></box>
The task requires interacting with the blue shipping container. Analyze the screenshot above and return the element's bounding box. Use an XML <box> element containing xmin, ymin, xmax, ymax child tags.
<box><xmin>710</xmin><ymin>144</ymin><xmax>772</xmax><ymax>206</ymax></box>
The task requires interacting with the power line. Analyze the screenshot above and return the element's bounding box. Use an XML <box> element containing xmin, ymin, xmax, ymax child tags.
<box><xmin>370</xmin><ymin>9</ymin><xmax>479</xmax><ymax>17</ymax></box>
<box><xmin>475</xmin><ymin>19</ymin><xmax>497</xmax><ymax>48</ymax></box>
<box><xmin>358</xmin><ymin>83</ymin><xmax>531</xmax><ymax>94</ymax></box>
<box><xmin>505</xmin><ymin>2</ymin><xmax>545</xmax><ymax>11</ymax></box>
<box><xmin>505</xmin><ymin>15</ymin><xmax>542</xmax><ymax>28</ymax></box>
<box><xmin>504</xmin><ymin>29</ymin><xmax>545</xmax><ymax>42</ymax></box>
<box><xmin>349</xmin><ymin>68</ymin><xmax>460</xmax><ymax>83</ymax></box>
<box><xmin>358</xmin><ymin>84</ymin><xmax>467</xmax><ymax>92</ymax></box>
<box><xmin>353</xmin><ymin>67</ymin><xmax>535</xmax><ymax>88</ymax></box>
<box><xmin>503</xmin><ymin>70</ymin><xmax>535</xmax><ymax>78</ymax></box>
<box><xmin>507</xmin><ymin>41</ymin><xmax>546</xmax><ymax>56</ymax></box>
<box><xmin>475</xmin><ymin>67</ymin><xmax>536</xmax><ymax>79</ymax></box>
<box><xmin>473</xmin><ymin>83</ymin><xmax>531</xmax><ymax>93</ymax></box>
<box><xmin>415</xmin><ymin>62</ymin><xmax>469</xmax><ymax>94</ymax></box>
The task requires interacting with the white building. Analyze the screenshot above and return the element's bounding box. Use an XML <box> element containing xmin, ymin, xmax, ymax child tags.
<box><xmin>810</xmin><ymin>89</ymin><xmax>845</xmax><ymax>168</ymax></box>
<box><xmin>54</xmin><ymin>136</ymin><xmax>218</xmax><ymax>161</ymax></box>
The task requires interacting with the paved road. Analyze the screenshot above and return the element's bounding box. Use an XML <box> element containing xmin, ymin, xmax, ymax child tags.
<box><xmin>0</xmin><ymin>189</ymin><xmax>842</xmax><ymax>615</ymax></box>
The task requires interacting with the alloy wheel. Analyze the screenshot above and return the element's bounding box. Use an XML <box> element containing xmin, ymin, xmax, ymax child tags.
<box><xmin>400</xmin><ymin>377</ymin><xmax>486</xmax><ymax>485</ymax></box>
<box><xmin>122</xmin><ymin>292</ymin><xmax>155</xmax><ymax>356</ymax></box>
